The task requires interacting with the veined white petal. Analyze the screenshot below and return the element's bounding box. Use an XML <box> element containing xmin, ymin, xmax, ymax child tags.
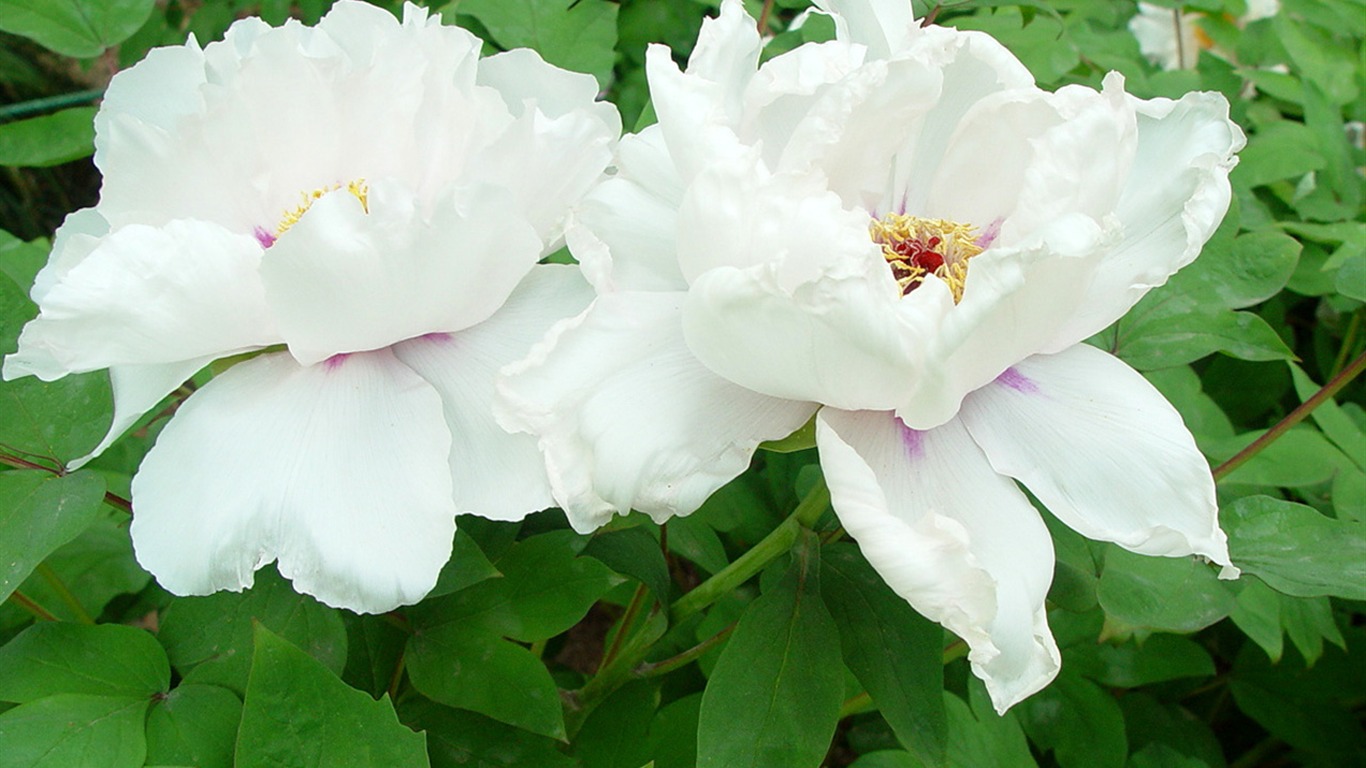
<box><xmin>262</xmin><ymin>180</ymin><xmax>541</xmax><ymax>366</ymax></box>
<box><xmin>30</xmin><ymin>208</ymin><xmax>109</xmax><ymax>304</ymax></box>
<box><xmin>688</xmin><ymin>240</ymin><xmax>934</xmax><ymax>412</ymax></box>
<box><xmin>571</xmin><ymin>127</ymin><xmax>689</xmax><ymax>295</ymax></box>
<box><xmin>131</xmin><ymin>349</ymin><xmax>456</xmax><ymax>614</ymax></box>
<box><xmin>393</xmin><ymin>265</ymin><xmax>593</xmax><ymax>522</ymax></box>
<box><xmin>814</xmin><ymin>407</ymin><xmax>1060</xmax><ymax>710</ymax></box>
<box><xmin>68</xmin><ymin>357</ymin><xmax>215</xmax><ymax>470</ymax></box>
<box><xmin>893</xmin><ymin>212</ymin><xmax>1109</xmax><ymax>430</ymax></box>
<box><xmin>960</xmin><ymin>344</ymin><xmax>1236</xmax><ymax>573</ymax></box>
<box><xmin>817</xmin><ymin>407</ymin><xmax>1060</xmax><ymax>713</ymax></box>
<box><xmin>498</xmin><ymin>291</ymin><xmax>816</xmax><ymax>533</ymax></box>
<box><xmin>1045</xmin><ymin>86</ymin><xmax>1243</xmax><ymax>351</ymax></box>
<box><xmin>6</xmin><ymin>220</ymin><xmax>277</xmax><ymax>376</ymax></box>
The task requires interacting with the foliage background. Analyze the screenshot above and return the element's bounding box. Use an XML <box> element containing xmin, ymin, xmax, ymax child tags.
<box><xmin>0</xmin><ymin>0</ymin><xmax>1363</xmax><ymax>766</ymax></box>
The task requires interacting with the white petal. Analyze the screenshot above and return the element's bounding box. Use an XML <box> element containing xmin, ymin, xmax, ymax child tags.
<box><xmin>68</xmin><ymin>357</ymin><xmax>214</xmax><ymax>470</ymax></box>
<box><xmin>498</xmin><ymin>291</ymin><xmax>816</xmax><ymax>533</ymax></box>
<box><xmin>960</xmin><ymin>344</ymin><xmax>1235</xmax><ymax>572</ymax></box>
<box><xmin>571</xmin><ymin>127</ymin><xmax>689</xmax><ymax>295</ymax></box>
<box><xmin>816</xmin><ymin>407</ymin><xmax>1059</xmax><ymax>712</ymax></box>
<box><xmin>644</xmin><ymin>0</ymin><xmax>759</xmax><ymax>180</ymax></box>
<box><xmin>1045</xmin><ymin>87</ymin><xmax>1243</xmax><ymax>351</ymax></box>
<box><xmin>392</xmin><ymin>265</ymin><xmax>593</xmax><ymax>522</ymax></box>
<box><xmin>892</xmin><ymin>212</ymin><xmax>1109</xmax><ymax>430</ymax></box>
<box><xmin>469</xmin><ymin>49</ymin><xmax>619</xmax><ymax>242</ymax></box>
<box><xmin>130</xmin><ymin>349</ymin><xmax>456</xmax><ymax>613</ymax></box>
<box><xmin>30</xmin><ymin>208</ymin><xmax>109</xmax><ymax>304</ymax></box>
<box><xmin>7</xmin><ymin>221</ymin><xmax>277</xmax><ymax>376</ymax></box>
<box><xmin>682</xmin><ymin>252</ymin><xmax>930</xmax><ymax>413</ymax></box>
<box><xmin>813</xmin><ymin>0</ymin><xmax>917</xmax><ymax>57</ymax></box>
<box><xmin>261</xmin><ymin>180</ymin><xmax>541</xmax><ymax>365</ymax></box>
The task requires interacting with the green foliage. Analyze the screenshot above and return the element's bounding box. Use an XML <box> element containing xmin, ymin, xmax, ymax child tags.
<box><xmin>236</xmin><ymin>626</ymin><xmax>429</xmax><ymax>767</ymax></box>
<box><xmin>0</xmin><ymin>0</ymin><xmax>1364</xmax><ymax>766</ymax></box>
<box><xmin>696</xmin><ymin>532</ymin><xmax>843</xmax><ymax>768</ymax></box>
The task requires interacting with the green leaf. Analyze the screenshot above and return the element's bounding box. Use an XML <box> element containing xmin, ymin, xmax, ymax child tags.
<box><xmin>1336</xmin><ymin>254</ymin><xmax>1366</xmax><ymax>301</ymax></box>
<box><xmin>412</xmin><ymin>530</ymin><xmax>622</xmax><ymax>642</ymax></box>
<box><xmin>11</xmin><ymin>507</ymin><xmax>148</xmax><ymax>623</ymax></box>
<box><xmin>847</xmin><ymin>752</ymin><xmax>921</xmax><ymax>768</ymax></box>
<box><xmin>1221</xmin><ymin>495</ymin><xmax>1366</xmax><ymax>600</ymax></box>
<box><xmin>1017</xmin><ymin>669</ymin><xmax>1127</xmax><ymax>768</ymax></box>
<box><xmin>0</xmin><ymin>623</ymin><xmax>168</xmax><ymax>703</ymax></box>
<box><xmin>572</xmin><ymin>681</ymin><xmax>658</xmax><ymax>768</ymax></box>
<box><xmin>1118</xmin><ymin>693</ymin><xmax>1224</xmax><ymax>768</ymax></box>
<box><xmin>1290</xmin><ymin>364</ymin><xmax>1366</xmax><ymax>471</ymax></box>
<box><xmin>944</xmin><ymin>681</ymin><xmax>1038</xmax><ymax>768</ymax></box>
<box><xmin>1233</xmin><ymin>121</ymin><xmax>1325</xmax><ymax>188</ymax></box>
<box><xmin>399</xmin><ymin>699</ymin><xmax>575</xmax><ymax>768</ymax></box>
<box><xmin>1208</xmin><ymin>427</ymin><xmax>1349</xmax><ymax>488</ymax></box>
<box><xmin>697</xmin><ymin>532</ymin><xmax>842</xmax><ymax>768</ymax></box>
<box><xmin>0</xmin><ymin>694</ymin><xmax>148</xmax><ymax>768</ymax></box>
<box><xmin>144</xmin><ymin>684</ymin><xmax>241</xmax><ymax>768</ymax></box>
<box><xmin>455</xmin><ymin>0</ymin><xmax>618</xmax><ymax>85</ymax></box>
<box><xmin>340</xmin><ymin>614</ymin><xmax>408</xmax><ymax>700</ymax></box>
<box><xmin>1229</xmin><ymin>576</ymin><xmax>1285</xmax><ymax>661</ymax></box>
<box><xmin>667</xmin><ymin>515</ymin><xmax>731</xmax><ymax>575</ymax></box>
<box><xmin>1229</xmin><ymin>640</ymin><xmax>1365</xmax><ymax>758</ymax></box>
<box><xmin>822</xmin><ymin>542</ymin><xmax>945</xmax><ymax>766</ymax></box>
<box><xmin>426</xmin><ymin>529</ymin><xmax>500</xmax><ymax>598</ymax></box>
<box><xmin>1163</xmin><ymin>228</ymin><xmax>1300</xmax><ymax>309</ymax></box>
<box><xmin>1097</xmin><ymin>547</ymin><xmax>1235</xmax><ymax>633</ymax></box>
<box><xmin>236</xmin><ymin>625</ymin><xmax>428</xmax><ymax>768</ymax></box>
<box><xmin>0</xmin><ymin>0</ymin><xmax>156</xmax><ymax>57</ymax></box>
<box><xmin>1067</xmin><ymin>634</ymin><xmax>1214</xmax><ymax>688</ymax></box>
<box><xmin>0</xmin><ymin>108</ymin><xmax>96</xmax><ymax>167</ymax></box>
<box><xmin>0</xmin><ymin>230</ymin><xmax>48</xmax><ymax>291</ymax></box>
<box><xmin>0</xmin><ymin>470</ymin><xmax>104</xmax><ymax>605</ymax></box>
<box><xmin>1116</xmin><ymin>307</ymin><xmax>1294</xmax><ymax>370</ymax></box>
<box><xmin>1279</xmin><ymin>590</ymin><xmax>1345</xmax><ymax>666</ymax></box>
<box><xmin>158</xmin><ymin>567</ymin><xmax>347</xmax><ymax>696</ymax></box>
<box><xmin>584</xmin><ymin>525</ymin><xmax>672</xmax><ymax>604</ymax></box>
<box><xmin>405</xmin><ymin>624</ymin><xmax>566</xmax><ymax>740</ymax></box>
<box><xmin>646</xmin><ymin>693</ymin><xmax>701</xmax><ymax>768</ymax></box>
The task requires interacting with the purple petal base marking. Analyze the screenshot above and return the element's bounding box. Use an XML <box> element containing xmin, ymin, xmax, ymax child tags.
<box><xmin>324</xmin><ymin>353</ymin><xmax>351</xmax><ymax>371</ymax></box>
<box><xmin>898</xmin><ymin>418</ymin><xmax>925</xmax><ymax>460</ymax></box>
<box><xmin>254</xmin><ymin>226</ymin><xmax>277</xmax><ymax>249</ymax></box>
<box><xmin>995</xmin><ymin>366</ymin><xmax>1039</xmax><ymax>394</ymax></box>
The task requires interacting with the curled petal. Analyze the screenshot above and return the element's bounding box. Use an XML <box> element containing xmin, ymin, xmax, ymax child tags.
<box><xmin>498</xmin><ymin>291</ymin><xmax>816</xmax><ymax>532</ymax></box>
<box><xmin>5</xmin><ymin>220</ymin><xmax>277</xmax><ymax>378</ymax></box>
<box><xmin>817</xmin><ymin>407</ymin><xmax>1060</xmax><ymax>712</ymax></box>
<box><xmin>961</xmin><ymin>344</ymin><xmax>1236</xmax><ymax>574</ymax></box>
<box><xmin>131</xmin><ymin>349</ymin><xmax>456</xmax><ymax>613</ymax></box>
<box><xmin>261</xmin><ymin>181</ymin><xmax>541</xmax><ymax>365</ymax></box>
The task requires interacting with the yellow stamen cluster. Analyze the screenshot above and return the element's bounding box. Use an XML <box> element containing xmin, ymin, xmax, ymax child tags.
<box><xmin>869</xmin><ymin>213</ymin><xmax>984</xmax><ymax>303</ymax></box>
<box><xmin>276</xmin><ymin>179</ymin><xmax>370</xmax><ymax>236</ymax></box>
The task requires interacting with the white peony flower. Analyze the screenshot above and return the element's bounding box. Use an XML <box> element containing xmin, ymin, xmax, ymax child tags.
<box><xmin>3</xmin><ymin>1</ymin><xmax>620</xmax><ymax>613</ymax></box>
<box><xmin>499</xmin><ymin>0</ymin><xmax>1242</xmax><ymax>711</ymax></box>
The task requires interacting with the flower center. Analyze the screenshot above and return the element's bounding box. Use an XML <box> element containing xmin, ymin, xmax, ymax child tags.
<box><xmin>277</xmin><ymin>179</ymin><xmax>369</xmax><ymax>237</ymax></box>
<box><xmin>869</xmin><ymin>214</ymin><xmax>985</xmax><ymax>303</ymax></box>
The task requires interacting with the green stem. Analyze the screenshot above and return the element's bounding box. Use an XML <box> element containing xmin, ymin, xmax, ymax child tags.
<box><xmin>7</xmin><ymin>589</ymin><xmax>58</xmax><ymax>622</ymax></box>
<box><xmin>0</xmin><ymin>450</ymin><xmax>134</xmax><ymax>515</ymax></box>
<box><xmin>599</xmin><ymin>583</ymin><xmax>649</xmax><ymax>670</ymax></box>
<box><xmin>0</xmin><ymin>89</ymin><xmax>105</xmax><ymax>122</ymax></box>
<box><xmin>1330</xmin><ymin>309</ymin><xmax>1362</xmax><ymax>380</ymax></box>
<box><xmin>1213</xmin><ymin>350</ymin><xmax>1366</xmax><ymax>481</ymax></box>
<box><xmin>669</xmin><ymin>477</ymin><xmax>830</xmax><ymax>625</ymax></box>
<box><xmin>838</xmin><ymin>691</ymin><xmax>874</xmax><ymax>719</ymax></box>
<box><xmin>942</xmin><ymin>639</ymin><xmax>968</xmax><ymax>665</ymax></box>
<box><xmin>637</xmin><ymin>622</ymin><xmax>737</xmax><ymax>679</ymax></box>
<box><xmin>35</xmin><ymin>563</ymin><xmax>92</xmax><ymax>624</ymax></box>
<box><xmin>571</xmin><ymin>476</ymin><xmax>831</xmax><ymax>734</ymax></box>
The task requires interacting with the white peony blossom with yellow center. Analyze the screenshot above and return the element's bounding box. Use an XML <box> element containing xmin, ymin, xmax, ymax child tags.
<box><xmin>3</xmin><ymin>1</ymin><xmax>620</xmax><ymax>614</ymax></box>
<box><xmin>499</xmin><ymin>0</ymin><xmax>1242</xmax><ymax>711</ymax></box>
